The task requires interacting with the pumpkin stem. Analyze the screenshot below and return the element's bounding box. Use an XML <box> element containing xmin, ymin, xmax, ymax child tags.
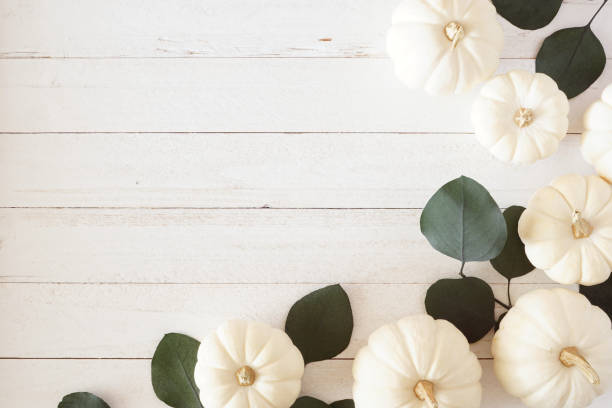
<box><xmin>235</xmin><ymin>366</ymin><xmax>256</xmax><ymax>386</ymax></box>
<box><xmin>513</xmin><ymin>108</ymin><xmax>534</xmax><ymax>128</ymax></box>
<box><xmin>414</xmin><ymin>380</ymin><xmax>438</xmax><ymax>408</ymax></box>
<box><xmin>572</xmin><ymin>210</ymin><xmax>593</xmax><ymax>239</ymax></box>
<box><xmin>559</xmin><ymin>347</ymin><xmax>600</xmax><ymax>385</ymax></box>
<box><xmin>444</xmin><ymin>22</ymin><xmax>464</xmax><ymax>49</ymax></box>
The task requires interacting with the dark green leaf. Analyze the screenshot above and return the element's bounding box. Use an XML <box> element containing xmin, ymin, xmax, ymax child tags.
<box><xmin>292</xmin><ymin>396</ymin><xmax>330</xmax><ymax>408</ymax></box>
<box><xmin>420</xmin><ymin>176</ymin><xmax>507</xmax><ymax>262</ymax></box>
<box><xmin>536</xmin><ymin>26</ymin><xmax>606</xmax><ymax>99</ymax></box>
<box><xmin>58</xmin><ymin>393</ymin><xmax>110</xmax><ymax>408</ymax></box>
<box><xmin>580</xmin><ymin>275</ymin><xmax>612</xmax><ymax>320</ymax></box>
<box><xmin>493</xmin><ymin>0</ymin><xmax>562</xmax><ymax>30</ymax></box>
<box><xmin>151</xmin><ymin>333</ymin><xmax>203</xmax><ymax>408</ymax></box>
<box><xmin>285</xmin><ymin>284</ymin><xmax>353</xmax><ymax>364</ymax></box>
<box><xmin>425</xmin><ymin>277</ymin><xmax>495</xmax><ymax>343</ymax></box>
<box><xmin>331</xmin><ymin>400</ymin><xmax>355</xmax><ymax>408</ymax></box>
<box><xmin>490</xmin><ymin>206</ymin><xmax>535</xmax><ymax>280</ymax></box>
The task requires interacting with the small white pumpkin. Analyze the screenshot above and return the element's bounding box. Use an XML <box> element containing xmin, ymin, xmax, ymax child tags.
<box><xmin>353</xmin><ymin>314</ymin><xmax>482</xmax><ymax>408</ymax></box>
<box><xmin>194</xmin><ymin>320</ymin><xmax>304</xmax><ymax>408</ymax></box>
<box><xmin>387</xmin><ymin>0</ymin><xmax>503</xmax><ymax>95</ymax></box>
<box><xmin>472</xmin><ymin>70</ymin><xmax>569</xmax><ymax>164</ymax></box>
<box><xmin>492</xmin><ymin>288</ymin><xmax>612</xmax><ymax>408</ymax></box>
<box><xmin>518</xmin><ymin>174</ymin><xmax>612</xmax><ymax>286</ymax></box>
<box><xmin>582</xmin><ymin>83</ymin><xmax>612</xmax><ymax>182</ymax></box>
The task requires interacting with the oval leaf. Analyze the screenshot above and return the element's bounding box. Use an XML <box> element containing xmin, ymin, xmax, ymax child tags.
<box><xmin>151</xmin><ymin>333</ymin><xmax>203</xmax><ymax>408</ymax></box>
<box><xmin>58</xmin><ymin>393</ymin><xmax>110</xmax><ymax>408</ymax></box>
<box><xmin>490</xmin><ymin>206</ymin><xmax>535</xmax><ymax>280</ymax></box>
<box><xmin>425</xmin><ymin>277</ymin><xmax>495</xmax><ymax>343</ymax></box>
<box><xmin>420</xmin><ymin>176</ymin><xmax>507</xmax><ymax>262</ymax></box>
<box><xmin>331</xmin><ymin>400</ymin><xmax>355</xmax><ymax>408</ymax></box>
<box><xmin>580</xmin><ymin>275</ymin><xmax>612</xmax><ymax>320</ymax></box>
<box><xmin>536</xmin><ymin>26</ymin><xmax>606</xmax><ymax>99</ymax></box>
<box><xmin>285</xmin><ymin>284</ymin><xmax>353</xmax><ymax>364</ymax></box>
<box><xmin>292</xmin><ymin>397</ymin><xmax>330</xmax><ymax>408</ymax></box>
<box><xmin>493</xmin><ymin>0</ymin><xmax>562</xmax><ymax>30</ymax></box>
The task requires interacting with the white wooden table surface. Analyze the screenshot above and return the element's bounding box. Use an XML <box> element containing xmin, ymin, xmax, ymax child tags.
<box><xmin>0</xmin><ymin>0</ymin><xmax>611</xmax><ymax>406</ymax></box>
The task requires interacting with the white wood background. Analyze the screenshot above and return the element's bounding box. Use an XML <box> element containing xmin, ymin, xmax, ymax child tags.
<box><xmin>0</xmin><ymin>0</ymin><xmax>611</xmax><ymax>407</ymax></box>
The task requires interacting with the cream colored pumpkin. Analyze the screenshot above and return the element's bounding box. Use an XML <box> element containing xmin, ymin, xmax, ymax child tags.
<box><xmin>194</xmin><ymin>320</ymin><xmax>304</xmax><ymax>408</ymax></box>
<box><xmin>472</xmin><ymin>70</ymin><xmax>569</xmax><ymax>164</ymax></box>
<box><xmin>353</xmin><ymin>314</ymin><xmax>482</xmax><ymax>408</ymax></box>
<box><xmin>582</xmin><ymin>83</ymin><xmax>612</xmax><ymax>182</ymax></box>
<box><xmin>492</xmin><ymin>288</ymin><xmax>612</xmax><ymax>408</ymax></box>
<box><xmin>387</xmin><ymin>0</ymin><xmax>503</xmax><ymax>95</ymax></box>
<box><xmin>518</xmin><ymin>174</ymin><xmax>612</xmax><ymax>286</ymax></box>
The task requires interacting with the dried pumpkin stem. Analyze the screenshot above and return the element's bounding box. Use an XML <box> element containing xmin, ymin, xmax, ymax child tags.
<box><xmin>414</xmin><ymin>380</ymin><xmax>438</xmax><ymax>408</ymax></box>
<box><xmin>559</xmin><ymin>347</ymin><xmax>600</xmax><ymax>385</ymax></box>
<box><xmin>572</xmin><ymin>210</ymin><xmax>593</xmax><ymax>239</ymax></box>
<box><xmin>444</xmin><ymin>22</ymin><xmax>464</xmax><ymax>49</ymax></box>
<box><xmin>514</xmin><ymin>108</ymin><xmax>534</xmax><ymax>128</ymax></box>
<box><xmin>235</xmin><ymin>366</ymin><xmax>256</xmax><ymax>386</ymax></box>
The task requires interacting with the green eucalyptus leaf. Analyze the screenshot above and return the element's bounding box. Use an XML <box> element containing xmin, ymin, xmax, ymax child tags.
<box><xmin>493</xmin><ymin>0</ymin><xmax>562</xmax><ymax>30</ymax></box>
<box><xmin>285</xmin><ymin>284</ymin><xmax>353</xmax><ymax>364</ymax></box>
<box><xmin>292</xmin><ymin>396</ymin><xmax>331</xmax><ymax>408</ymax></box>
<box><xmin>536</xmin><ymin>26</ymin><xmax>606</xmax><ymax>99</ymax></box>
<box><xmin>331</xmin><ymin>400</ymin><xmax>355</xmax><ymax>408</ymax></box>
<box><xmin>425</xmin><ymin>277</ymin><xmax>495</xmax><ymax>343</ymax></box>
<box><xmin>58</xmin><ymin>392</ymin><xmax>110</xmax><ymax>408</ymax></box>
<box><xmin>151</xmin><ymin>333</ymin><xmax>203</xmax><ymax>408</ymax></box>
<box><xmin>420</xmin><ymin>176</ymin><xmax>507</xmax><ymax>262</ymax></box>
<box><xmin>490</xmin><ymin>206</ymin><xmax>535</xmax><ymax>280</ymax></box>
<box><xmin>580</xmin><ymin>275</ymin><xmax>612</xmax><ymax>320</ymax></box>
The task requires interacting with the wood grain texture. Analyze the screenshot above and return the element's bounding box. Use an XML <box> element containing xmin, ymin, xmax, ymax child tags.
<box><xmin>0</xmin><ymin>208</ymin><xmax>560</xmax><ymax>284</ymax></box>
<box><xmin>2</xmin><ymin>358</ymin><xmax>610</xmax><ymax>407</ymax></box>
<box><xmin>0</xmin><ymin>282</ymin><xmax>564</xmax><ymax>359</ymax></box>
<box><xmin>0</xmin><ymin>58</ymin><xmax>609</xmax><ymax>133</ymax></box>
<box><xmin>0</xmin><ymin>0</ymin><xmax>609</xmax><ymax>58</ymax></box>
<box><xmin>0</xmin><ymin>133</ymin><xmax>594</xmax><ymax>209</ymax></box>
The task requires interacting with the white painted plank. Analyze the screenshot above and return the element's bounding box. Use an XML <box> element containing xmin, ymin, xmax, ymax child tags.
<box><xmin>0</xmin><ymin>282</ymin><xmax>564</xmax><ymax>359</ymax></box>
<box><xmin>0</xmin><ymin>133</ymin><xmax>593</xmax><ymax>209</ymax></box>
<box><xmin>2</xmin><ymin>359</ymin><xmax>610</xmax><ymax>407</ymax></box>
<box><xmin>0</xmin><ymin>208</ymin><xmax>559</xmax><ymax>284</ymax></box>
<box><xmin>0</xmin><ymin>59</ymin><xmax>608</xmax><ymax>133</ymax></box>
<box><xmin>0</xmin><ymin>0</ymin><xmax>608</xmax><ymax>58</ymax></box>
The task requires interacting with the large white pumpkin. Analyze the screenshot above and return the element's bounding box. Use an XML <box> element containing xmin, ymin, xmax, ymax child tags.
<box><xmin>518</xmin><ymin>174</ymin><xmax>612</xmax><ymax>286</ymax></box>
<box><xmin>492</xmin><ymin>288</ymin><xmax>612</xmax><ymax>408</ymax></box>
<box><xmin>387</xmin><ymin>0</ymin><xmax>503</xmax><ymax>95</ymax></box>
<box><xmin>582</xmin><ymin>83</ymin><xmax>612</xmax><ymax>182</ymax></box>
<box><xmin>353</xmin><ymin>314</ymin><xmax>482</xmax><ymax>408</ymax></box>
<box><xmin>194</xmin><ymin>320</ymin><xmax>304</xmax><ymax>408</ymax></box>
<box><xmin>472</xmin><ymin>70</ymin><xmax>569</xmax><ymax>164</ymax></box>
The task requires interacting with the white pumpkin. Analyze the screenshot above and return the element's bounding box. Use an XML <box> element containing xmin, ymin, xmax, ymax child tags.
<box><xmin>387</xmin><ymin>0</ymin><xmax>503</xmax><ymax>95</ymax></box>
<box><xmin>518</xmin><ymin>174</ymin><xmax>612</xmax><ymax>286</ymax></box>
<box><xmin>492</xmin><ymin>288</ymin><xmax>612</xmax><ymax>408</ymax></box>
<box><xmin>194</xmin><ymin>320</ymin><xmax>304</xmax><ymax>408</ymax></box>
<box><xmin>353</xmin><ymin>314</ymin><xmax>482</xmax><ymax>408</ymax></box>
<box><xmin>472</xmin><ymin>70</ymin><xmax>569</xmax><ymax>164</ymax></box>
<box><xmin>582</xmin><ymin>83</ymin><xmax>612</xmax><ymax>182</ymax></box>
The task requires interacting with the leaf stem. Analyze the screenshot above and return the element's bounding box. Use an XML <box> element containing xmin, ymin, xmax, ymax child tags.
<box><xmin>459</xmin><ymin>262</ymin><xmax>466</xmax><ymax>278</ymax></box>
<box><xmin>495</xmin><ymin>298</ymin><xmax>511</xmax><ymax>310</ymax></box>
<box><xmin>588</xmin><ymin>0</ymin><xmax>608</xmax><ymax>27</ymax></box>
<box><xmin>507</xmin><ymin>278</ymin><xmax>512</xmax><ymax>308</ymax></box>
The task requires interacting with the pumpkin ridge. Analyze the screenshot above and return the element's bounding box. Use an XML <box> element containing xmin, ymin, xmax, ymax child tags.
<box><xmin>417</xmin><ymin>0</ymin><xmax>446</xmax><ymax>18</ymax></box>
<box><xmin>248</xmin><ymin>385</ymin><xmax>277</xmax><ymax>407</ymax></box>
<box><xmin>212</xmin><ymin>332</ymin><xmax>243</xmax><ymax>368</ymax></box>
<box><xmin>512</xmin><ymin>299</ymin><xmax>566</xmax><ymax>347</ymax></box>
<box><xmin>371</xmin><ymin>323</ymin><xmax>419</xmax><ymax>379</ymax></box>
<box><xmin>245</xmin><ymin>327</ymin><xmax>277</xmax><ymax>367</ymax></box>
